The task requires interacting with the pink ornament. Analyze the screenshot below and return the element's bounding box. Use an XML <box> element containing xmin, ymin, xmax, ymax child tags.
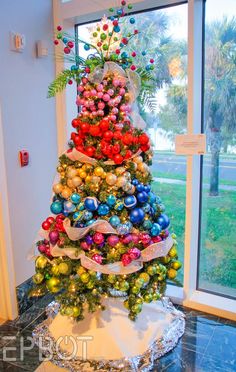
<box><xmin>108</xmin><ymin>99</ymin><xmax>115</xmax><ymax>107</ymax></box>
<box><xmin>93</xmin><ymin>232</ymin><xmax>105</xmax><ymax>244</ymax></box>
<box><xmin>82</xmin><ymin>106</ymin><xmax>87</xmax><ymax>112</ymax></box>
<box><xmin>98</xmin><ymin>92</ymin><xmax>103</xmax><ymax>99</ymax></box>
<box><xmin>107</xmin><ymin>235</ymin><xmax>119</xmax><ymax>247</ymax></box>
<box><xmin>108</xmin><ymin>89</ymin><xmax>114</xmax><ymax>96</ymax></box>
<box><xmin>103</xmin><ymin>93</ymin><xmax>110</xmax><ymax>102</ymax></box>
<box><xmin>82</xmin><ymin>78</ymin><xmax>88</xmax><ymax>84</ymax></box>
<box><xmin>91</xmin><ymin>89</ymin><xmax>97</xmax><ymax>96</ymax></box>
<box><xmin>110</xmin><ymin>115</ymin><xmax>117</xmax><ymax>122</ymax></box>
<box><xmin>92</xmin><ymin>254</ymin><xmax>103</xmax><ymax>264</ymax></box>
<box><xmin>78</xmin><ymin>85</ymin><xmax>84</xmax><ymax>92</ymax></box>
<box><xmin>128</xmin><ymin>247</ymin><xmax>141</xmax><ymax>260</ymax></box>
<box><xmin>152</xmin><ymin>236</ymin><xmax>162</xmax><ymax>243</ymax></box>
<box><xmin>119</xmin><ymin>88</ymin><xmax>126</xmax><ymax>95</ymax></box>
<box><xmin>92</xmin><ymin>111</ymin><xmax>97</xmax><ymax>116</ymax></box>
<box><xmin>121</xmin><ymin>253</ymin><xmax>132</xmax><ymax>266</ymax></box>
<box><xmin>120</xmin><ymin>104</ymin><xmax>126</xmax><ymax>112</ymax></box>
<box><xmin>97</xmin><ymin>110</ymin><xmax>104</xmax><ymax>116</ymax></box>
<box><xmin>112</xmin><ymin>78</ymin><xmax>120</xmax><ymax>87</ymax></box>
<box><xmin>45</xmin><ymin>246</ymin><xmax>52</xmax><ymax>258</ymax></box>
<box><xmin>98</xmin><ymin>101</ymin><xmax>105</xmax><ymax>109</ymax></box>
<box><xmin>131</xmin><ymin>234</ymin><xmax>140</xmax><ymax>244</ymax></box>
<box><xmin>83</xmin><ymin>91</ymin><xmax>90</xmax><ymax>98</ymax></box>
<box><xmin>112</xmin><ymin>107</ymin><xmax>119</xmax><ymax>114</ymax></box>
<box><xmin>81</xmin><ymin>241</ymin><xmax>90</xmax><ymax>251</ymax></box>
<box><xmin>121</xmin><ymin>234</ymin><xmax>133</xmax><ymax>244</ymax></box>
<box><xmin>139</xmin><ymin>233</ymin><xmax>151</xmax><ymax>245</ymax></box>
<box><xmin>97</xmin><ymin>84</ymin><xmax>104</xmax><ymax>92</ymax></box>
<box><xmin>38</xmin><ymin>244</ymin><xmax>46</xmax><ymax>253</ymax></box>
<box><xmin>49</xmin><ymin>230</ymin><xmax>59</xmax><ymax>245</ymax></box>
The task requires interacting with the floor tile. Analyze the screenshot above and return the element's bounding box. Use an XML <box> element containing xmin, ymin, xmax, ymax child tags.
<box><xmin>35</xmin><ymin>361</ymin><xmax>69</xmax><ymax>371</ymax></box>
<box><xmin>0</xmin><ymin>360</ymin><xmax>28</xmax><ymax>371</ymax></box>
<box><xmin>204</xmin><ymin>327</ymin><xmax>236</xmax><ymax>367</ymax></box>
<box><xmin>0</xmin><ymin>322</ymin><xmax>20</xmax><ymax>348</ymax></box>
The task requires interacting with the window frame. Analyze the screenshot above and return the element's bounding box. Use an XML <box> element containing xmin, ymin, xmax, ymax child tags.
<box><xmin>53</xmin><ymin>0</ymin><xmax>236</xmax><ymax>320</ymax></box>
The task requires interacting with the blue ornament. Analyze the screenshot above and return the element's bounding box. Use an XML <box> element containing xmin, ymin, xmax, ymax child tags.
<box><xmin>136</xmin><ymin>183</ymin><xmax>144</xmax><ymax>192</ymax></box>
<box><xmin>114</xmin><ymin>200</ymin><xmax>124</xmax><ymax>211</ymax></box>
<box><xmin>98</xmin><ymin>204</ymin><xmax>110</xmax><ymax>216</ymax></box>
<box><xmin>117</xmin><ymin>223</ymin><xmax>132</xmax><ymax>235</ymax></box>
<box><xmin>132</xmin><ymin>178</ymin><xmax>139</xmax><ymax>186</ymax></box>
<box><xmin>84</xmin><ymin>44</ymin><xmax>90</xmax><ymax>51</ymax></box>
<box><xmin>113</xmin><ymin>25</ymin><xmax>121</xmax><ymax>33</ymax></box>
<box><xmin>145</xmin><ymin>64</ymin><xmax>151</xmax><ymax>71</ymax></box>
<box><xmin>152</xmin><ymin>203</ymin><xmax>158</xmax><ymax>212</ymax></box>
<box><xmin>62</xmin><ymin>37</ymin><xmax>68</xmax><ymax>44</ymax></box>
<box><xmin>143</xmin><ymin>219</ymin><xmax>152</xmax><ymax>230</ymax></box>
<box><xmin>75</xmin><ymin>222</ymin><xmax>84</xmax><ymax>228</ymax></box>
<box><xmin>119</xmin><ymin>42</ymin><xmax>124</xmax><ymax>48</ymax></box>
<box><xmin>64</xmin><ymin>201</ymin><xmax>76</xmax><ymax>213</ymax></box>
<box><xmin>107</xmin><ymin>195</ymin><xmax>117</xmax><ymax>206</ymax></box>
<box><xmin>137</xmin><ymin>191</ymin><xmax>148</xmax><ymax>204</ymax></box>
<box><xmin>73</xmin><ymin>211</ymin><xmax>84</xmax><ymax>222</ymax></box>
<box><xmin>130</xmin><ymin>17</ymin><xmax>135</xmax><ymax>24</ymax></box>
<box><xmin>83</xmin><ymin>210</ymin><xmax>93</xmax><ymax>221</ymax></box>
<box><xmin>144</xmin><ymin>185</ymin><xmax>151</xmax><ymax>193</ymax></box>
<box><xmin>151</xmin><ymin>223</ymin><xmax>161</xmax><ymax>236</ymax></box>
<box><xmin>85</xmin><ymin>235</ymin><xmax>93</xmax><ymax>245</ymax></box>
<box><xmin>84</xmin><ymin>197</ymin><xmax>99</xmax><ymax>211</ymax></box>
<box><xmin>124</xmin><ymin>195</ymin><xmax>137</xmax><ymax>209</ymax></box>
<box><xmin>129</xmin><ymin>208</ymin><xmax>145</xmax><ymax>224</ymax></box>
<box><xmin>70</xmin><ymin>193</ymin><xmax>81</xmax><ymax>204</ymax></box>
<box><xmin>142</xmin><ymin>51</ymin><xmax>147</xmax><ymax>56</ymax></box>
<box><xmin>86</xmin><ymin>219</ymin><xmax>96</xmax><ymax>226</ymax></box>
<box><xmin>117</xmin><ymin>8</ymin><xmax>123</xmax><ymax>15</ymax></box>
<box><xmin>157</xmin><ymin>214</ymin><xmax>170</xmax><ymax>229</ymax></box>
<box><xmin>142</xmin><ymin>203</ymin><xmax>151</xmax><ymax>213</ymax></box>
<box><xmin>149</xmin><ymin>192</ymin><xmax>157</xmax><ymax>204</ymax></box>
<box><xmin>121</xmin><ymin>51</ymin><xmax>128</xmax><ymax>59</ymax></box>
<box><xmin>77</xmin><ymin>202</ymin><xmax>85</xmax><ymax>211</ymax></box>
<box><xmin>109</xmin><ymin>215</ymin><xmax>121</xmax><ymax>227</ymax></box>
<box><xmin>110</xmin><ymin>16</ymin><xmax>115</xmax><ymax>21</ymax></box>
<box><xmin>50</xmin><ymin>201</ymin><xmax>63</xmax><ymax>215</ymax></box>
<box><xmin>149</xmin><ymin>207</ymin><xmax>155</xmax><ymax>216</ymax></box>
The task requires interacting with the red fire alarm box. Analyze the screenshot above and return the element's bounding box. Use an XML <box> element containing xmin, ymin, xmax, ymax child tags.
<box><xmin>19</xmin><ymin>150</ymin><xmax>29</xmax><ymax>166</ymax></box>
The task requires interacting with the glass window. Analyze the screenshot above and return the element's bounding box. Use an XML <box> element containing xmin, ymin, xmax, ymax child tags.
<box><xmin>198</xmin><ymin>0</ymin><xmax>236</xmax><ymax>298</ymax></box>
<box><xmin>75</xmin><ymin>3</ymin><xmax>188</xmax><ymax>285</ymax></box>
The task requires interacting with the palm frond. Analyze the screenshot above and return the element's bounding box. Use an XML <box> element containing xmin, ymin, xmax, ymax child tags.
<box><xmin>47</xmin><ymin>70</ymin><xmax>77</xmax><ymax>98</ymax></box>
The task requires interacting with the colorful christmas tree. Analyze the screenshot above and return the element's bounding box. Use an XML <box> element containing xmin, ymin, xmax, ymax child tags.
<box><xmin>30</xmin><ymin>1</ymin><xmax>182</xmax><ymax>322</ymax></box>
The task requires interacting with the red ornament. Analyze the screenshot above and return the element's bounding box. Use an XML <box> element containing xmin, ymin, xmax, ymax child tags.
<box><xmin>71</xmin><ymin>118</ymin><xmax>80</xmax><ymax>128</ymax></box>
<box><xmin>68</xmin><ymin>79</ymin><xmax>73</xmax><ymax>85</ymax></box>
<box><xmin>122</xmin><ymin>133</ymin><xmax>133</xmax><ymax>145</ymax></box>
<box><xmin>54</xmin><ymin>40</ymin><xmax>59</xmax><ymax>45</ymax></box>
<box><xmin>42</xmin><ymin>221</ymin><xmax>50</xmax><ymax>230</ymax></box>
<box><xmin>47</xmin><ymin>217</ymin><xmax>55</xmax><ymax>224</ymax></box>
<box><xmin>85</xmin><ymin>67</ymin><xmax>90</xmax><ymax>73</ymax></box>
<box><xmin>134</xmin><ymin>29</ymin><xmax>139</xmax><ymax>34</ymax></box>
<box><xmin>76</xmin><ymin>145</ymin><xmax>85</xmax><ymax>153</ymax></box>
<box><xmin>122</xmin><ymin>37</ymin><xmax>128</xmax><ymax>45</ymax></box>
<box><xmin>113</xmin><ymin>130</ymin><xmax>122</xmax><ymax>140</ymax></box>
<box><xmin>73</xmin><ymin>135</ymin><xmax>83</xmax><ymax>146</ymax></box>
<box><xmin>99</xmin><ymin>119</ymin><xmax>110</xmax><ymax>132</ymax></box>
<box><xmin>139</xmin><ymin>133</ymin><xmax>149</xmax><ymax>145</ymax></box>
<box><xmin>130</xmin><ymin>65</ymin><xmax>136</xmax><ymax>71</ymax></box>
<box><xmin>150</xmin><ymin>58</ymin><xmax>154</xmax><ymax>64</ymax></box>
<box><xmin>113</xmin><ymin>154</ymin><xmax>124</xmax><ymax>164</ymax></box>
<box><xmin>67</xmin><ymin>41</ymin><xmax>74</xmax><ymax>48</ymax></box>
<box><xmin>115</xmin><ymin>49</ymin><xmax>121</xmax><ymax>55</ymax></box>
<box><xmin>56</xmin><ymin>214</ymin><xmax>65</xmax><ymax>221</ymax></box>
<box><xmin>121</xmin><ymin>253</ymin><xmax>132</xmax><ymax>266</ymax></box>
<box><xmin>141</xmin><ymin>143</ymin><xmax>150</xmax><ymax>152</ymax></box>
<box><xmin>89</xmin><ymin>125</ymin><xmax>101</xmax><ymax>137</ymax></box>
<box><xmin>97</xmin><ymin>42</ymin><xmax>102</xmax><ymax>47</ymax></box>
<box><xmin>131</xmin><ymin>51</ymin><xmax>136</xmax><ymax>57</ymax></box>
<box><xmin>85</xmin><ymin>146</ymin><xmax>96</xmax><ymax>157</ymax></box>
<box><xmin>57</xmin><ymin>25</ymin><xmax>62</xmax><ymax>31</ymax></box>
<box><xmin>103</xmin><ymin>130</ymin><xmax>114</xmax><ymax>141</ymax></box>
<box><xmin>121</xmin><ymin>0</ymin><xmax>126</xmax><ymax>5</ymax></box>
<box><xmin>80</xmin><ymin>122</ymin><xmax>90</xmax><ymax>133</ymax></box>
<box><xmin>64</xmin><ymin>47</ymin><xmax>71</xmax><ymax>54</ymax></box>
<box><xmin>103</xmin><ymin>24</ymin><xmax>109</xmax><ymax>31</ymax></box>
<box><xmin>112</xmin><ymin>144</ymin><xmax>121</xmax><ymax>154</ymax></box>
<box><xmin>113</xmin><ymin>20</ymin><xmax>119</xmax><ymax>26</ymax></box>
<box><xmin>124</xmin><ymin>149</ymin><xmax>133</xmax><ymax>159</ymax></box>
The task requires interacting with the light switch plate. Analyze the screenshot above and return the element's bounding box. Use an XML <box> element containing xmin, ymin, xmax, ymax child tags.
<box><xmin>10</xmin><ymin>31</ymin><xmax>26</xmax><ymax>52</ymax></box>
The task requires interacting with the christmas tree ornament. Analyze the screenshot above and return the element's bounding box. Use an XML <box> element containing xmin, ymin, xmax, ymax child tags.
<box><xmin>109</xmin><ymin>215</ymin><xmax>121</xmax><ymax>227</ymax></box>
<box><xmin>157</xmin><ymin>213</ymin><xmax>170</xmax><ymax>230</ymax></box>
<box><xmin>129</xmin><ymin>208</ymin><xmax>145</xmax><ymax>224</ymax></box>
<box><xmin>84</xmin><ymin>197</ymin><xmax>99</xmax><ymax>211</ymax></box>
<box><xmin>107</xmin><ymin>194</ymin><xmax>117</xmax><ymax>206</ymax></box>
<box><xmin>150</xmin><ymin>223</ymin><xmax>161</xmax><ymax>237</ymax></box>
<box><xmin>124</xmin><ymin>195</ymin><xmax>137</xmax><ymax>209</ymax></box>
<box><xmin>98</xmin><ymin>203</ymin><xmax>110</xmax><ymax>216</ymax></box>
<box><xmin>50</xmin><ymin>201</ymin><xmax>63</xmax><ymax>215</ymax></box>
<box><xmin>137</xmin><ymin>191</ymin><xmax>148</xmax><ymax>203</ymax></box>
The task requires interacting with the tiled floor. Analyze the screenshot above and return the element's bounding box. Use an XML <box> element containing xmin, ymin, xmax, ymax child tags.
<box><xmin>0</xmin><ymin>298</ymin><xmax>235</xmax><ymax>372</ymax></box>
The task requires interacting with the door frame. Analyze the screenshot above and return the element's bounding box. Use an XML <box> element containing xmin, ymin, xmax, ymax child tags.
<box><xmin>0</xmin><ymin>103</ymin><xmax>18</xmax><ymax>320</ymax></box>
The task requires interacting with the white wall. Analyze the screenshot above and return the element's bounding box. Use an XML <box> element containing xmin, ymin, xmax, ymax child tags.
<box><xmin>0</xmin><ymin>0</ymin><xmax>57</xmax><ymax>285</ymax></box>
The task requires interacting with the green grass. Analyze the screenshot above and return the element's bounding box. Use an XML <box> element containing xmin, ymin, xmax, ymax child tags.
<box><xmin>152</xmin><ymin>181</ymin><xmax>236</xmax><ymax>292</ymax></box>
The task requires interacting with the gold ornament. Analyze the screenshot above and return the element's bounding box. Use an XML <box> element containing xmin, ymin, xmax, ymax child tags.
<box><xmin>67</xmin><ymin>168</ymin><xmax>77</xmax><ymax>179</ymax></box>
<box><xmin>61</xmin><ymin>187</ymin><xmax>72</xmax><ymax>199</ymax></box>
<box><xmin>36</xmin><ymin>256</ymin><xmax>48</xmax><ymax>269</ymax></box>
<box><xmin>78</xmin><ymin>170</ymin><xmax>87</xmax><ymax>179</ymax></box>
<box><xmin>67</xmin><ymin>179</ymin><xmax>74</xmax><ymax>188</ymax></box>
<box><xmin>94</xmin><ymin>166</ymin><xmax>104</xmax><ymax>177</ymax></box>
<box><xmin>133</xmin><ymin>156</ymin><xmax>143</xmax><ymax>164</ymax></box>
<box><xmin>53</xmin><ymin>183</ymin><xmax>63</xmax><ymax>194</ymax></box>
<box><xmin>72</xmin><ymin>176</ymin><xmax>82</xmax><ymax>187</ymax></box>
<box><xmin>106</xmin><ymin>173</ymin><xmax>117</xmax><ymax>185</ymax></box>
<box><xmin>116</xmin><ymin>176</ymin><xmax>126</xmax><ymax>188</ymax></box>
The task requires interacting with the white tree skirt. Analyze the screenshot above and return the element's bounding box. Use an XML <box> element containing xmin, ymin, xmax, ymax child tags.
<box><xmin>33</xmin><ymin>297</ymin><xmax>185</xmax><ymax>371</ymax></box>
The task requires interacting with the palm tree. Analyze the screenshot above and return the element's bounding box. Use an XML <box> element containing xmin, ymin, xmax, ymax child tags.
<box><xmin>204</xmin><ymin>17</ymin><xmax>236</xmax><ymax>195</ymax></box>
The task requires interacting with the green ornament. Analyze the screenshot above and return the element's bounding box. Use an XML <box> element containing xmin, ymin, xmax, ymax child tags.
<box><xmin>33</xmin><ymin>273</ymin><xmax>44</xmax><ymax>284</ymax></box>
<box><xmin>128</xmin><ymin>4</ymin><xmax>133</xmax><ymax>9</ymax></box>
<box><xmin>127</xmin><ymin>32</ymin><xmax>132</xmax><ymax>37</ymax></box>
<box><xmin>135</xmin><ymin>278</ymin><xmax>145</xmax><ymax>288</ymax></box>
<box><xmin>108</xmin><ymin>32</ymin><xmax>113</xmax><ymax>37</ymax></box>
<box><xmin>102</xmin><ymin>44</ymin><xmax>109</xmax><ymax>51</ymax></box>
<box><xmin>100</xmin><ymin>33</ymin><xmax>107</xmax><ymax>41</ymax></box>
<box><xmin>46</xmin><ymin>277</ymin><xmax>60</xmax><ymax>293</ymax></box>
<box><xmin>109</xmin><ymin>7</ymin><xmax>114</xmax><ymax>12</ymax></box>
<box><xmin>139</xmin><ymin>272</ymin><xmax>150</xmax><ymax>283</ymax></box>
<box><xmin>108</xmin><ymin>274</ymin><xmax>116</xmax><ymax>284</ymax></box>
<box><xmin>119</xmin><ymin>281</ymin><xmax>129</xmax><ymax>292</ymax></box>
<box><xmin>44</xmin><ymin>273</ymin><xmax>51</xmax><ymax>280</ymax></box>
<box><xmin>131</xmin><ymin>285</ymin><xmax>140</xmax><ymax>294</ymax></box>
<box><xmin>144</xmin><ymin>293</ymin><xmax>153</xmax><ymax>303</ymax></box>
<box><xmin>114</xmin><ymin>281</ymin><xmax>120</xmax><ymax>290</ymax></box>
<box><xmin>114</xmin><ymin>37</ymin><xmax>118</xmax><ymax>42</ymax></box>
<box><xmin>86</xmin><ymin>280</ymin><xmax>94</xmax><ymax>289</ymax></box>
<box><xmin>131</xmin><ymin>303</ymin><xmax>142</xmax><ymax>314</ymax></box>
<box><xmin>57</xmin><ymin>33</ymin><xmax>62</xmax><ymax>39</ymax></box>
<box><xmin>147</xmin><ymin>265</ymin><xmax>157</xmax><ymax>276</ymax></box>
<box><xmin>153</xmin><ymin>292</ymin><xmax>161</xmax><ymax>301</ymax></box>
<box><xmin>80</xmin><ymin>273</ymin><xmax>90</xmax><ymax>283</ymax></box>
<box><xmin>97</xmin><ymin>27</ymin><xmax>100</xmax><ymax>31</ymax></box>
<box><xmin>72</xmin><ymin>306</ymin><xmax>81</xmax><ymax>317</ymax></box>
<box><xmin>136</xmin><ymin>297</ymin><xmax>143</xmax><ymax>304</ymax></box>
<box><xmin>93</xmin><ymin>32</ymin><xmax>98</xmax><ymax>37</ymax></box>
